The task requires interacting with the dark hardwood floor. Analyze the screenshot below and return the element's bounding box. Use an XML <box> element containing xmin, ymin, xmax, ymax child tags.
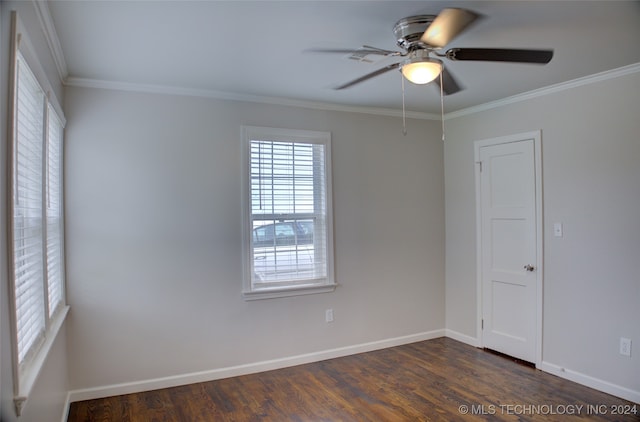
<box><xmin>68</xmin><ymin>337</ymin><xmax>639</xmax><ymax>421</ymax></box>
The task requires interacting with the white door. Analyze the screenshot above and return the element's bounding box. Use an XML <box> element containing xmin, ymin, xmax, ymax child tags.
<box><xmin>476</xmin><ymin>133</ymin><xmax>541</xmax><ymax>364</ymax></box>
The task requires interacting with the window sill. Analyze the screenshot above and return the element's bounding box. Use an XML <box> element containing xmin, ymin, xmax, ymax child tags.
<box><xmin>14</xmin><ymin>305</ymin><xmax>70</xmax><ymax>416</ymax></box>
<box><xmin>243</xmin><ymin>283</ymin><xmax>337</xmax><ymax>301</ymax></box>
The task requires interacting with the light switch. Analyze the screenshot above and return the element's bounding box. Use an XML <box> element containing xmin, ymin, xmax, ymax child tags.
<box><xmin>553</xmin><ymin>222</ymin><xmax>563</xmax><ymax>237</ymax></box>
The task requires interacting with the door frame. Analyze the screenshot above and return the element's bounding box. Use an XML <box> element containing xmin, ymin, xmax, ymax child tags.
<box><xmin>474</xmin><ymin>130</ymin><xmax>544</xmax><ymax>366</ymax></box>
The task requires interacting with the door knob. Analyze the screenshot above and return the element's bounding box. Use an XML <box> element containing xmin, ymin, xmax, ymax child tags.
<box><xmin>524</xmin><ymin>265</ymin><xmax>535</xmax><ymax>272</ymax></box>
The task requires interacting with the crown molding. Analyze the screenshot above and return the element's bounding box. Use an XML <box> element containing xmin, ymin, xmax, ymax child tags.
<box><xmin>63</xmin><ymin>77</ymin><xmax>441</xmax><ymax>120</ymax></box>
<box><xmin>33</xmin><ymin>0</ymin><xmax>68</xmax><ymax>81</ymax></box>
<box><xmin>65</xmin><ymin>62</ymin><xmax>640</xmax><ymax>122</ymax></box>
<box><xmin>445</xmin><ymin>62</ymin><xmax>640</xmax><ymax>120</ymax></box>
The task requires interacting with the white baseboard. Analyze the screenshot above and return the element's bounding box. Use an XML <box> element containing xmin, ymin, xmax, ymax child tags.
<box><xmin>62</xmin><ymin>330</ymin><xmax>639</xmax><ymax>418</ymax></box>
<box><xmin>538</xmin><ymin>361</ymin><xmax>640</xmax><ymax>404</ymax></box>
<box><xmin>445</xmin><ymin>329</ymin><xmax>480</xmax><ymax>347</ymax></box>
<box><xmin>67</xmin><ymin>329</ymin><xmax>445</xmax><ymax>404</ymax></box>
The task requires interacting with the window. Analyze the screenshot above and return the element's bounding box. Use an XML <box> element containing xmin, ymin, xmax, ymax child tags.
<box><xmin>8</xmin><ymin>13</ymin><xmax>68</xmax><ymax>415</ymax></box>
<box><xmin>242</xmin><ymin>126</ymin><xmax>335</xmax><ymax>299</ymax></box>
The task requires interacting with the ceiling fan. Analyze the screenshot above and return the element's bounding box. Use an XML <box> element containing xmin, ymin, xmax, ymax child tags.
<box><xmin>309</xmin><ymin>8</ymin><xmax>554</xmax><ymax>95</ymax></box>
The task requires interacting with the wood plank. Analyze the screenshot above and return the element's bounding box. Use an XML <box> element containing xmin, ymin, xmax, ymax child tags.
<box><xmin>68</xmin><ymin>338</ymin><xmax>639</xmax><ymax>421</ymax></box>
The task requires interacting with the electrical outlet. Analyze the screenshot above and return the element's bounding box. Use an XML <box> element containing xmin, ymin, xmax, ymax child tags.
<box><xmin>325</xmin><ymin>309</ymin><xmax>334</xmax><ymax>323</ymax></box>
<box><xmin>620</xmin><ymin>337</ymin><xmax>632</xmax><ymax>357</ymax></box>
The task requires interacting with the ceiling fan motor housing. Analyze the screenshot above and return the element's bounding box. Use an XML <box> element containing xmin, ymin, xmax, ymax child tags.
<box><xmin>393</xmin><ymin>15</ymin><xmax>436</xmax><ymax>50</ymax></box>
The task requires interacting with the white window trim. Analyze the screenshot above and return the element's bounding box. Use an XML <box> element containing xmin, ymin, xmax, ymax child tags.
<box><xmin>241</xmin><ymin>126</ymin><xmax>336</xmax><ymax>300</ymax></box>
<box><xmin>7</xmin><ymin>12</ymin><xmax>69</xmax><ymax>416</ymax></box>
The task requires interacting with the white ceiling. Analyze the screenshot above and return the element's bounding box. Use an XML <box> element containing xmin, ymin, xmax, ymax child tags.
<box><xmin>47</xmin><ymin>1</ymin><xmax>640</xmax><ymax>115</ymax></box>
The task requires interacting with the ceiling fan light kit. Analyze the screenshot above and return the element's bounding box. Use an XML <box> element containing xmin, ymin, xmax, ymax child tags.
<box><xmin>394</xmin><ymin>15</ymin><xmax>443</xmax><ymax>85</ymax></box>
<box><xmin>401</xmin><ymin>54</ymin><xmax>442</xmax><ymax>85</ymax></box>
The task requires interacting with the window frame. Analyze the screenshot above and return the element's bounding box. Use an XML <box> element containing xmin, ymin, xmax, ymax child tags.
<box><xmin>6</xmin><ymin>12</ymin><xmax>69</xmax><ymax>416</ymax></box>
<box><xmin>241</xmin><ymin>126</ymin><xmax>335</xmax><ymax>300</ymax></box>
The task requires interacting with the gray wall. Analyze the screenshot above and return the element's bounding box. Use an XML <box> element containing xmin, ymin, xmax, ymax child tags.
<box><xmin>445</xmin><ymin>70</ymin><xmax>640</xmax><ymax>395</ymax></box>
<box><xmin>0</xmin><ymin>2</ymin><xmax>69</xmax><ymax>421</ymax></box>
<box><xmin>63</xmin><ymin>86</ymin><xmax>446</xmax><ymax>390</ymax></box>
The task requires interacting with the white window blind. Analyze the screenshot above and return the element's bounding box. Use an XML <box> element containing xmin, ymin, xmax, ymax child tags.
<box><xmin>46</xmin><ymin>105</ymin><xmax>64</xmax><ymax>317</ymax></box>
<box><xmin>13</xmin><ymin>55</ymin><xmax>46</xmax><ymax>365</ymax></box>
<box><xmin>242</xmin><ymin>127</ymin><xmax>334</xmax><ymax>299</ymax></box>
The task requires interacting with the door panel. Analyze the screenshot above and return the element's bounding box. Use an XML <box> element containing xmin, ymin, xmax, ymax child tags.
<box><xmin>489</xmin><ymin>151</ymin><xmax>529</xmax><ymax>208</ymax></box>
<box><xmin>491</xmin><ymin>219</ymin><xmax>528</xmax><ymax>273</ymax></box>
<box><xmin>491</xmin><ymin>280</ymin><xmax>527</xmax><ymax>340</ymax></box>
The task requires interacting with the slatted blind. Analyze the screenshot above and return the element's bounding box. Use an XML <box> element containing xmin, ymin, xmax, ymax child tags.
<box><xmin>46</xmin><ymin>105</ymin><xmax>64</xmax><ymax>317</ymax></box>
<box><xmin>250</xmin><ymin>140</ymin><xmax>328</xmax><ymax>286</ymax></box>
<box><xmin>13</xmin><ymin>54</ymin><xmax>46</xmax><ymax>364</ymax></box>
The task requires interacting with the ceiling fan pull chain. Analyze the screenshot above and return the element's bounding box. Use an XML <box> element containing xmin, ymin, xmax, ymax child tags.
<box><xmin>440</xmin><ymin>68</ymin><xmax>445</xmax><ymax>141</ymax></box>
<box><xmin>401</xmin><ymin>72</ymin><xmax>407</xmax><ymax>136</ymax></box>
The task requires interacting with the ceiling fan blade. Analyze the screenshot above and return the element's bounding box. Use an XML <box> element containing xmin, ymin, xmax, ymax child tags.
<box><xmin>334</xmin><ymin>62</ymin><xmax>401</xmax><ymax>90</ymax></box>
<box><xmin>445</xmin><ymin>48</ymin><xmax>554</xmax><ymax>64</ymax></box>
<box><xmin>421</xmin><ymin>8</ymin><xmax>480</xmax><ymax>48</ymax></box>
<box><xmin>434</xmin><ymin>67</ymin><xmax>463</xmax><ymax>95</ymax></box>
<box><xmin>305</xmin><ymin>46</ymin><xmax>399</xmax><ymax>56</ymax></box>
